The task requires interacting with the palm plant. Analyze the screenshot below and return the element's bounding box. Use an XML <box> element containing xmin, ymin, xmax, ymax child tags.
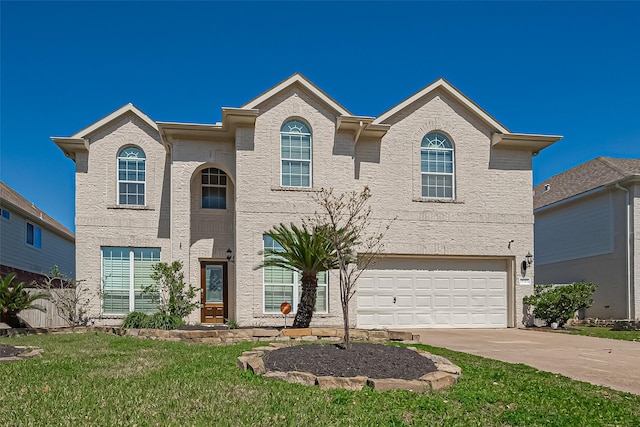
<box><xmin>260</xmin><ymin>223</ymin><xmax>339</xmax><ymax>328</ymax></box>
<box><xmin>0</xmin><ymin>273</ymin><xmax>49</xmax><ymax>328</ymax></box>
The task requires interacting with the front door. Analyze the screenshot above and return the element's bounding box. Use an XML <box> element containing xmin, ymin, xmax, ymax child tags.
<box><xmin>201</xmin><ymin>262</ymin><xmax>228</xmax><ymax>324</ymax></box>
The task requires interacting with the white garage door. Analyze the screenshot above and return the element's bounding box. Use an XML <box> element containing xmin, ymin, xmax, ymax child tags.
<box><xmin>357</xmin><ymin>258</ymin><xmax>508</xmax><ymax>328</ymax></box>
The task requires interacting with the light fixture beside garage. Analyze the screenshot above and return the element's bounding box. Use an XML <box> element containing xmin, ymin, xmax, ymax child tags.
<box><xmin>521</xmin><ymin>252</ymin><xmax>534</xmax><ymax>277</ymax></box>
<box><xmin>525</xmin><ymin>252</ymin><xmax>533</xmax><ymax>267</ymax></box>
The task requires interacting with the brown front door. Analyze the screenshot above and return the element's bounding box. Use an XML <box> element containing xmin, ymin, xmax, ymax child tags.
<box><xmin>201</xmin><ymin>262</ymin><xmax>228</xmax><ymax>324</ymax></box>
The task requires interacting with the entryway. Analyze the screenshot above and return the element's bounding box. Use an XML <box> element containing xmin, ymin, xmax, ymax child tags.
<box><xmin>200</xmin><ymin>262</ymin><xmax>228</xmax><ymax>324</ymax></box>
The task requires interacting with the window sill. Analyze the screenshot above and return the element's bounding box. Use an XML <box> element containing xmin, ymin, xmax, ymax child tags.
<box><xmin>98</xmin><ymin>314</ymin><xmax>127</xmax><ymax>319</ymax></box>
<box><xmin>271</xmin><ymin>186</ymin><xmax>316</xmax><ymax>193</ymax></box>
<box><xmin>412</xmin><ymin>198</ymin><xmax>463</xmax><ymax>204</ymax></box>
<box><xmin>107</xmin><ymin>205</ymin><xmax>154</xmax><ymax>211</ymax></box>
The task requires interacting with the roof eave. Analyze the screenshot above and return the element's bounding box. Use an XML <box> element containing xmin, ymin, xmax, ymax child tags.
<box><xmin>70</xmin><ymin>103</ymin><xmax>157</xmax><ymax>139</ymax></box>
<box><xmin>373</xmin><ymin>78</ymin><xmax>511</xmax><ymax>134</ymax></box>
<box><xmin>336</xmin><ymin>115</ymin><xmax>390</xmax><ymax>142</ymax></box>
<box><xmin>157</xmin><ymin>108</ymin><xmax>258</xmax><ymax>148</ymax></box>
<box><xmin>50</xmin><ymin>137</ymin><xmax>89</xmax><ymax>161</ymax></box>
<box><xmin>241</xmin><ymin>73</ymin><xmax>352</xmax><ymax>116</ymax></box>
<box><xmin>491</xmin><ymin>133</ymin><xmax>562</xmax><ymax>154</ymax></box>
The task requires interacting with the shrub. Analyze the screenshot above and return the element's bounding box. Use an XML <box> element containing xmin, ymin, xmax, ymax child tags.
<box><xmin>524</xmin><ymin>282</ymin><xmax>597</xmax><ymax>328</ymax></box>
<box><xmin>121</xmin><ymin>311</ymin><xmax>149</xmax><ymax>329</ymax></box>
<box><xmin>141</xmin><ymin>312</ymin><xmax>184</xmax><ymax>330</ymax></box>
<box><xmin>143</xmin><ymin>261</ymin><xmax>199</xmax><ymax>319</ymax></box>
<box><xmin>0</xmin><ymin>273</ymin><xmax>49</xmax><ymax>328</ymax></box>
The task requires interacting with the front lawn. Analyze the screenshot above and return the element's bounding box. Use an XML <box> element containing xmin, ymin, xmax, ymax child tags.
<box><xmin>567</xmin><ymin>326</ymin><xmax>640</xmax><ymax>342</ymax></box>
<box><xmin>1</xmin><ymin>333</ymin><xmax>639</xmax><ymax>426</ymax></box>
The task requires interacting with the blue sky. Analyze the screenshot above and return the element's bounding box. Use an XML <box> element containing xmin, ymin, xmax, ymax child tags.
<box><xmin>1</xmin><ymin>1</ymin><xmax>638</xmax><ymax>232</ymax></box>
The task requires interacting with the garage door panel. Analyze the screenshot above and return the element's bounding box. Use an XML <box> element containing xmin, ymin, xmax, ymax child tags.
<box><xmin>357</xmin><ymin>259</ymin><xmax>508</xmax><ymax>329</ymax></box>
<box><xmin>434</xmin><ymin>278</ymin><xmax>451</xmax><ymax>290</ymax></box>
<box><xmin>396</xmin><ymin>295</ymin><xmax>414</xmax><ymax>308</ymax></box>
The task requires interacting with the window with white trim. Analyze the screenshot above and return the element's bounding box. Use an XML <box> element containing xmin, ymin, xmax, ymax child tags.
<box><xmin>26</xmin><ymin>222</ymin><xmax>41</xmax><ymax>248</ymax></box>
<box><xmin>421</xmin><ymin>132</ymin><xmax>455</xmax><ymax>199</ymax></box>
<box><xmin>201</xmin><ymin>168</ymin><xmax>227</xmax><ymax>209</ymax></box>
<box><xmin>263</xmin><ymin>235</ymin><xmax>327</xmax><ymax>314</ymax></box>
<box><xmin>280</xmin><ymin>120</ymin><xmax>312</xmax><ymax>188</ymax></box>
<box><xmin>101</xmin><ymin>247</ymin><xmax>160</xmax><ymax>314</ymax></box>
<box><xmin>117</xmin><ymin>147</ymin><xmax>146</xmax><ymax>205</ymax></box>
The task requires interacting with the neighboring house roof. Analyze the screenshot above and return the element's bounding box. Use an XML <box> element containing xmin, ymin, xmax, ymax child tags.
<box><xmin>534</xmin><ymin>157</ymin><xmax>640</xmax><ymax>210</ymax></box>
<box><xmin>0</xmin><ymin>181</ymin><xmax>75</xmax><ymax>242</ymax></box>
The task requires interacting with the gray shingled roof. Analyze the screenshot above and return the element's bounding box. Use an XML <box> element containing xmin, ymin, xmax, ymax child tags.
<box><xmin>0</xmin><ymin>181</ymin><xmax>74</xmax><ymax>241</ymax></box>
<box><xmin>533</xmin><ymin>157</ymin><xmax>640</xmax><ymax>210</ymax></box>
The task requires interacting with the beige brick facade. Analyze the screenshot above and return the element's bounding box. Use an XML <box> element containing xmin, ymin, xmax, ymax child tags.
<box><xmin>55</xmin><ymin>75</ymin><xmax>559</xmax><ymax>327</ymax></box>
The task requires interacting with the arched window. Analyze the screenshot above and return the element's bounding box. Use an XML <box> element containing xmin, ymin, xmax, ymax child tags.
<box><xmin>201</xmin><ymin>167</ymin><xmax>227</xmax><ymax>209</ymax></box>
<box><xmin>280</xmin><ymin>120</ymin><xmax>311</xmax><ymax>188</ymax></box>
<box><xmin>421</xmin><ymin>132</ymin><xmax>455</xmax><ymax>199</ymax></box>
<box><xmin>117</xmin><ymin>147</ymin><xmax>146</xmax><ymax>205</ymax></box>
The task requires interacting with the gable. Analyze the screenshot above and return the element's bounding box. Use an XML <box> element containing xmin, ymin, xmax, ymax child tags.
<box><xmin>242</xmin><ymin>73</ymin><xmax>352</xmax><ymax>117</ymax></box>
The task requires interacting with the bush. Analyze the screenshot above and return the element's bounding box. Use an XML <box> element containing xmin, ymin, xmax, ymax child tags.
<box><xmin>141</xmin><ymin>312</ymin><xmax>184</xmax><ymax>330</ymax></box>
<box><xmin>524</xmin><ymin>282</ymin><xmax>597</xmax><ymax>328</ymax></box>
<box><xmin>144</xmin><ymin>261</ymin><xmax>199</xmax><ymax>319</ymax></box>
<box><xmin>121</xmin><ymin>311</ymin><xmax>149</xmax><ymax>329</ymax></box>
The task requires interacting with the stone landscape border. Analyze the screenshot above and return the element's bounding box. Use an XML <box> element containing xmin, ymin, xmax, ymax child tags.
<box><xmin>0</xmin><ymin>325</ymin><xmax>461</xmax><ymax>391</ymax></box>
<box><xmin>237</xmin><ymin>342</ymin><xmax>461</xmax><ymax>392</ymax></box>
<box><xmin>0</xmin><ymin>346</ymin><xmax>43</xmax><ymax>363</ymax></box>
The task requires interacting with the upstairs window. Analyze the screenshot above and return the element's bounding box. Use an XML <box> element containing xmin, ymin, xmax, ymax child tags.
<box><xmin>421</xmin><ymin>132</ymin><xmax>455</xmax><ymax>199</ymax></box>
<box><xmin>117</xmin><ymin>147</ymin><xmax>146</xmax><ymax>206</ymax></box>
<box><xmin>0</xmin><ymin>208</ymin><xmax>9</xmax><ymax>219</ymax></box>
<box><xmin>26</xmin><ymin>222</ymin><xmax>42</xmax><ymax>248</ymax></box>
<box><xmin>201</xmin><ymin>168</ymin><xmax>227</xmax><ymax>209</ymax></box>
<box><xmin>280</xmin><ymin>120</ymin><xmax>311</xmax><ymax>188</ymax></box>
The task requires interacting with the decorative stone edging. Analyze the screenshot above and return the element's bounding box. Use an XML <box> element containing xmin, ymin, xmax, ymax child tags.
<box><xmin>0</xmin><ymin>326</ymin><xmax>418</xmax><ymax>345</ymax></box>
<box><xmin>0</xmin><ymin>346</ymin><xmax>44</xmax><ymax>363</ymax></box>
<box><xmin>237</xmin><ymin>343</ymin><xmax>461</xmax><ymax>392</ymax></box>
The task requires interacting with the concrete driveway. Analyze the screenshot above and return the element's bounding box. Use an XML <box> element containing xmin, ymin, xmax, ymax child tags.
<box><xmin>408</xmin><ymin>328</ymin><xmax>640</xmax><ymax>395</ymax></box>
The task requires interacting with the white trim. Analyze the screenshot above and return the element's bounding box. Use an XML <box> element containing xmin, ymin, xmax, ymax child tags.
<box><xmin>242</xmin><ymin>73</ymin><xmax>351</xmax><ymax>116</ymax></box>
<box><xmin>116</xmin><ymin>146</ymin><xmax>146</xmax><ymax>207</ymax></box>
<box><xmin>71</xmin><ymin>103</ymin><xmax>157</xmax><ymax>139</ymax></box>
<box><xmin>280</xmin><ymin>120</ymin><xmax>313</xmax><ymax>188</ymax></box>
<box><xmin>374</xmin><ymin>78</ymin><xmax>510</xmax><ymax>134</ymax></box>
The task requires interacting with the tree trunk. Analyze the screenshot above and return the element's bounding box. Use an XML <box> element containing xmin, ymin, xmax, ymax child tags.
<box><xmin>342</xmin><ymin>299</ymin><xmax>350</xmax><ymax>350</ymax></box>
<box><xmin>292</xmin><ymin>275</ymin><xmax>318</xmax><ymax>328</ymax></box>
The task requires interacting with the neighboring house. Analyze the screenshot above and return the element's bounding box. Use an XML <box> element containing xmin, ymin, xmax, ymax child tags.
<box><xmin>534</xmin><ymin>157</ymin><xmax>639</xmax><ymax>320</ymax></box>
<box><xmin>52</xmin><ymin>73</ymin><xmax>560</xmax><ymax>328</ymax></box>
<box><xmin>0</xmin><ymin>181</ymin><xmax>75</xmax><ymax>283</ymax></box>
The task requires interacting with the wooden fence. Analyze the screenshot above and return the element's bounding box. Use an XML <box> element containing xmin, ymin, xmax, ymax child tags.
<box><xmin>19</xmin><ymin>289</ymin><xmax>73</xmax><ymax>328</ymax></box>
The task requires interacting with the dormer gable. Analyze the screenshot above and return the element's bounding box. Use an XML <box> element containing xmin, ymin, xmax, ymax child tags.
<box><xmin>51</xmin><ymin>103</ymin><xmax>157</xmax><ymax>161</ymax></box>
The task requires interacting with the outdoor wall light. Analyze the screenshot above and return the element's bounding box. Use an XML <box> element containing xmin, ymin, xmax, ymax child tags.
<box><xmin>525</xmin><ymin>251</ymin><xmax>534</xmax><ymax>267</ymax></box>
<box><xmin>226</xmin><ymin>248</ymin><xmax>233</xmax><ymax>262</ymax></box>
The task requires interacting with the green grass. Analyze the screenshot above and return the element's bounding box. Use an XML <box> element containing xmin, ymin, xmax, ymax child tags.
<box><xmin>1</xmin><ymin>333</ymin><xmax>639</xmax><ymax>426</ymax></box>
<box><xmin>565</xmin><ymin>325</ymin><xmax>640</xmax><ymax>342</ymax></box>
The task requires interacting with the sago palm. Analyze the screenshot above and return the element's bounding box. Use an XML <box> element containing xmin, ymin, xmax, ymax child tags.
<box><xmin>0</xmin><ymin>273</ymin><xmax>49</xmax><ymax>328</ymax></box>
<box><xmin>260</xmin><ymin>223</ymin><xmax>339</xmax><ymax>328</ymax></box>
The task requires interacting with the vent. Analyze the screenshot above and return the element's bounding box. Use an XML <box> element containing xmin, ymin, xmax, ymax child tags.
<box><xmin>544</xmin><ymin>184</ymin><xmax>551</xmax><ymax>192</ymax></box>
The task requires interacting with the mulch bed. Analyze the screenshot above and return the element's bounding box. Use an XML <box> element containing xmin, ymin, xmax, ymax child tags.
<box><xmin>264</xmin><ymin>343</ymin><xmax>437</xmax><ymax>380</ymax></box>
<box><xmin>0</xmin><ymin>344</ymin><xmax>19</xmax><ymax>358</ymax></box>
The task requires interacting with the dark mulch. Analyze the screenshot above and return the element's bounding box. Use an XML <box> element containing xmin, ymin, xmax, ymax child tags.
<box><xmin>0</xmin><ymin>344</ymin><xmax>19</xmax><ymax>358</ymax></box>
<box><xmin>264</xmin><ymin>343</ymin><xmax>437</xmax><ymax>380</ymax></box>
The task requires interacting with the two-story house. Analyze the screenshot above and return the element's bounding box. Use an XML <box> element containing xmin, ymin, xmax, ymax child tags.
<box><xmin>0</xmin><ymin>181</ymin><xmax>75</xmax><ymax>283</ymax></box>
<box><xmin>534</xmin><ymin>157</ymin><xmax>639</xmax><ymax>320</ymax></box>
<box><xmin>52</xmin><ymin>74</ymin><xmax>560</xmax><ymax>328</ymax></box>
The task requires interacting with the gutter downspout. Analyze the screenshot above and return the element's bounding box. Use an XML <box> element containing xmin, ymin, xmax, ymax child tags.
<box><xmin>615</xmin><ymin>183</ymin><xmax>632</xmax><ymax>319</ymax></box>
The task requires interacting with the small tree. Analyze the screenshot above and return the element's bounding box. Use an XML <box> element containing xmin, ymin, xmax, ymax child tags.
<box><xmin>39</xmin><ymin>266</ymin><xmax>92</xmax><ymax>328</ymax></box>
<box><xmin>259</xmin><ymin>223</ymin><xmax>339</xmax><ymax>328</ymax></box>
<box><xmin>144</xmin><ymin>261</ymin><xmax>199</xmax><ymax>319</ymax></box>
<box><xmin>0</xmin><ymin>273</ymin><xmax>49</xmax><ymax>328</ymax></box>
<box><xmin>523</xmin><ymin>282</ymin><xmax>597</xmax><ymax>328</ymax></box>
<box><xmin>309</xmin><ymin>187</ymin><xmax>392</xmax><ymax>349</ymax></box>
